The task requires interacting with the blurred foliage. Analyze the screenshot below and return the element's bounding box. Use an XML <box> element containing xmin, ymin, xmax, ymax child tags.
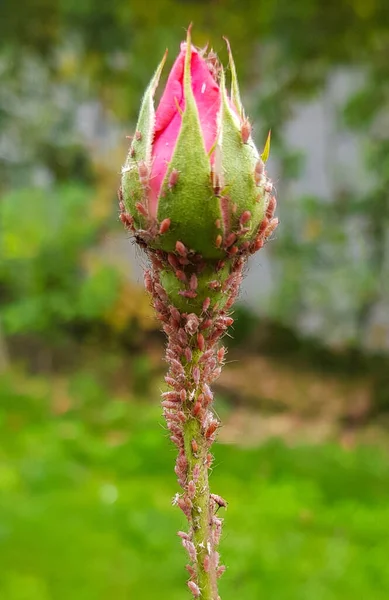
<box><xmin>1</xmin><ymin>369</ymin><xmax>389</xmax><ymax>599</ymax></box>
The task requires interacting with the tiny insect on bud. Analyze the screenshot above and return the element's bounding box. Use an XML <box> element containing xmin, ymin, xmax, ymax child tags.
<box><xmin>159</xmin><ymin>218</ymin><xmax>171</xmax><ymax>234</ymax></box>
<box><xmin>191</xmin><ymin>439</ymin><xmax>198</xmax><ymax>454</ymax></box>
<box><xmin>202</xmin><ymin>297</ymin><xmax>211</xmax><ymax>312</ymax></box>
<box><xmin>177</xmin><ymin>497</ymin><xmax>191</xmax><ymax>518</ymax></box>
<box><xmin>180</xmin><ymin>389</ymin><xmax>187</xmax><ymax>402</ymax></box>
<box><xmin>171</xmin><ymin>435</ymin><xmax>183</xmax><ymax>447</ymax></box>
<box><xmin>200</xmin><ymin>318</ymin><xmax>213</xmax><ymax>331</ymax></box>
<box><xmin>168</xmin><ymin>168</ymin><xmax>179</xmax><ymax>189</ymax></box>
<box><xmin>162</xmin><ymin>391</ymin><xmax>181</xmax><ymax>402</ymax></box>
<box><xmin>254</xmin><ymin>159</ymin><xmax>265</xmax><ymax>184</ymax></box>
<box><xmin>225</xmin><ymin>232</ymin><xmax>237</xmax><ymax>248</ymax></box>
<box><xmin>161</xmin><ymin>400</ymin><xmax>181</xmax><ymax>410</ymax></box>
<box><xmin>193</xmin><ymin>366</ymin><xmax>201</xmax><ymax>386</ymax></box>
<box><xmin>197</xmin><ymin>333</ymin><xmax>205</xmax><ymax>352</ymax></box>
<box><xmin>187</xmin><ymin>480</ymin><xmax>196</xmax><ymax>498</ymax></box>
<box><xmin>186</xmin><ymin>564</ymin><xmax>196</xmax><ymax>579</ymax></box>
<box><xmin>208</xmin><ymin>280</ymin><xmax>221</xmax><ymax>290</ymax></box>
<box><xmin>168</xmin><ymin>252</ymin><xmax>180</xmax><ymax>269</ymax></box>
<box><xmin>215</xmin><ymin>218</ymin><xmax>221</xmax><ymax>229</ymax></box>
<box><xmin>143</xmin><ymin>271</ymin><xmax>153</xmax><ymax>293</ymax></box>
<box><xmin>135</xmin><ymin>130</ymin><xmax>142</xmax><ymax>141</ymax></box>
<box><xmin>217</xmin><ymin>346</ymin><xmax>226</xmax><ymax>363</ymax></box>
<box><xmin>240</xmin><ymin>210</ymin><xmax>251</xmax><ymax>226</ymax></box>
<box><xmin>183</xmin><ymin>539</ymin><xmax>197</xmax><ymax>562</ymax></box>
<box><xmin>135</xmin><ymin>202</ymin><xmax>148</xmax><ymax>217</ymax></box>
<box><xmin>175</xmin><ymin>269</ymin><xmax>187</xmax><ymax>283</ymax></box>
<box><xmin>266</xmin><ymin>195</ymin><xmax>277</xmax><ymax>219</ymax></box>
<box><xmin>206</xmin><ymin>421</ymin><xmax>219</xmax><ymax>439</ymax></box>
<box><xmin>185</xmin><ymin>347</ymin><xmax>193</xmax><ymax>362</ymax></box>
<box><xmin>187</xmin><ymin>581</ymin><xmax>200</xmax><ymax>598</ymax></box>
<box><xmin>215</xmin><ymin>234</ymin><xmax>223</xmax><ymax>248</ymax></box>
<box><xmin>203</xmin><ymin>554</ymin><xmax>210</xmax><ymax>572</ymax></box>
<box><xmin>192</xmin><ymin>401</ymin><xmax>202</xmax><ymax>417</ymax></box>
<box><xmin>178</xmin><ymin>290</ymin><xmax>197</xmax><ymax>299</ymax></box>
<box><xmin>217</xmin><ymin>565</ymin><xmax>226</xmax><ymax>578</ymax></box>
<box><xmin>228</xmin><ymin>245</ymin><xmax>239</xmax><ymax>255</ymax></box>
<box><xmin>175</xmin><ymin>240</ymin><xmax>187</xmax><ymax>257</ymax></box>
<box><xmin>185</xmin><ymin>313</ymin><xmax>200</xmax><ymax>335</ymax></box>
<box><xmin>193</xmin><ymin>464</ymin><xmax>200</xmax><ymax>481</ymax></box>
<box><xmin>264</xmin><ymin>217</ymin><xmax>279</xmax><ymax>239</ymax></box>
<box><xmin>241</xmin><ymin>118</ymin><xmax>252</xmax><ymax>143</ymax></box>
<box><xmin>189</xmin><ymin>273</ymin><xmax>198</xmax><ymax>291</ymax></box>
<box><xmin>165</xmin><ymin>375</ymin><xmax>177</xmax><ymax>387</ymax></box>
<box><xmin>206</xmin><ymin>453</ymin><xmax>213</xmax><ymax>468</ymax></box>
<box><xmin>178</xmin><ymin>328</ymin><xmax>188</xmax><ymax>346</ymax></box>
<box><xmin>210</xmin><ymin>493</ymin><xmax>228</xmax><ymax>508</ymax></box>
<box><xmin>177</xmin><ymin>531</ymin><xmax>191</xmax><ymax>541</ymax></box>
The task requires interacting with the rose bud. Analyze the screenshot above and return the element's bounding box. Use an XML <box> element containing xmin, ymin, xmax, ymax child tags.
<box><xmin>121</xmin><ymin>26</ymin><xmax>276</xmax><ymax>313</ymax></box>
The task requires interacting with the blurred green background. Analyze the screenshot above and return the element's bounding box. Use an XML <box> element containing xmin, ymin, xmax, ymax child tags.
<box><xmin>1</xmin><ymin>1</ymin><xmax>389</xmax><ymax>598</ymax></box>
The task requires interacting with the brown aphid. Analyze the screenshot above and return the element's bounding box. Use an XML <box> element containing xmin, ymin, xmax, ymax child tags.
<box><xmin>175</xmin><ymin>269</ymin><xmax>187</xmax><ymax>283</ymax></box>
<box><xmin>241</xmin><ymin>117</ymin><xmax>252</xmax><ymax>143</ymax></box>
<box><xmin>191</xmin><ymin>439</ymin><xmax>198</xmax><ymax>454</ymax></box>
<box><xmin>189</xmin><ymin>273</ymin><xmax>198</xmax><ymax>291</ymax></box>
<box><xmin>224</xmin><ymin>232</ymin><xmax>237</xmax><ymax>248</ymax></box>
<box><xmin>206</xmin><ymin>453</ymin><xmax>213</xmax><ymax>468</ymax></box>
<box><xmin>179</xmin><ymin>290</ymin><xmax>197</xmax><ymax>299</ymax></box>
<box><xmin>159</xmin><ymin>218</ymin><xmax>171</xmax><ymax>234</ymax></box>
<box><xmin>138</xmin><ymin>160</ymin><xmax>149</xmax><ymax>183</ymax></box>
<box><xmin>168</xmin><ymin>252</ymin><xmax>180</xmax><ymax>269</ymax></box>
<box><xmin>264</xmin><ymin>217</ymin><xmax>279</xmax><ymax>239</ymax></box>
<box><xmin>192</xmin><ymin>401</ymin><xmax>202</xmax><ymax>417</ymax></box>
<box><xmin>168</xmin><ymin>168</ymin><xmax>180</xmax><ymax>189</ymax></box>
<box><xmin>228</xmin><ymin>245</ymin><xmax>239</xmax><ymax>255</ymax></box>
<box><xmin>200</xmin><ymin>318</ymin><xmax>213</xmax><ymax>331</ymax></box>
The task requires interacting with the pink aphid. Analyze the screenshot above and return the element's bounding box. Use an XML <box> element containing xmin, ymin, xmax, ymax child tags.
<box><xmin>187</xmin><ymin>480</ymin><xmax>196</xmax><ymax>498</ymax></box>
<box><xmin>266</xmin><ymin>195</ymin><xmax>277</xmax><ymax>219</ymax></box>
<box><xmin>254</xmin><ymin>159</ymin><xmax>265</xmax><ymax>184</ymax></box>
<box><xmin>208</xmin><ymin>280</ymin><xmax>221</xmax><ymax>290</ymax></box>
<box><xmin>135</xmin><ymin>202</ymin><xmax>148</xmax><ymax>217</ymax></box>
<box><xmin>159</xmin><ymin>218</ymin><xmax>171</xmax><ymax>234</ymax></box>
<box><xmin>217</xmin><ymin>565</ymin><xmax>226</xmax><ymax>579</ymax></box>
<box><xmin>197</xmin><ymin>333</ymin><xmax>205</xmax><ymax>352</ymax></box>
<box><xmin>168</xmin><ymin>168</ymin><xmax>180</xmax><ymax>189</ymax></box>
<box><xmin>187</xmin><ymin>581</ymin><xmax>200</xmax><ymax>598</ymax></box>
<box><xmin>240</xmin><ymin>210</ymin><xmax>251</xmax><ymax>226</ymax></box>
<box><xmin>179</xmin><ymin>290</ymin><xmax>197</xmax><ymax>299</ymax></box>
<box><xmin>135</xmin><ymin>130</ymin><xmax>142</xmax><ymax>141</ymax></box>
<box><xmin>210</xmin><ymin>493</ymin><xmax>227</xmax><ymax>508</ymax></box>
<box><xmin>185</xmin><ymin>347</ymin><xmax>193</xmax><ymax>362</ymax></box>
<box><xmin>177</xmin><ymin>531</ymin><xmax>191</xmax><ymax>541</ymax></box>
<box><xmin>225</xmin><ymin>232</ymin><xmax>237</xmax><ymax>248</ymax></box>
<box><xmin>175</xmin><ymin>269</ymin><xmax>187</xmax><ymax>283</ymax></box>
<box><xmin>168</xmin><ymin>252</ymin><xmax>180</xmax><ymax>269</ymax></box>
<box><xmin>189</xmin><ymin>273</ymin><xmax>198</xmax><ymax>291</ymax></box>
<box><xmin>180</xmin><ymin>389</ymin><xmax>187</xmax><ymax>402</ymax></box>
<box><xmin>205</xmin><ymin>421</ymin><xmax>219</xmax><ymax>439</ymax></box>
<box><xmin>203</xmin><ymin>554</ymin><xmax>210</xmax><ymax>573</ymax></box>
<box><xmin>202</xmin><ymin>297</ymin><xmax>211</xmax><ymax>313</ymax></box>
<box><xmin>191</xmin><ymin>439</ymin><xmax>198</xmax><ymax>454</ymax></box>
<box><xmin>264</xmin><ymin>217</ymin><xmax>279</xmax><ymax>239</ymax></box>
<box><xmin>241</xmin><ymin>118</ymin><xmax>252</xmax><ymax>144</ymax></box>
<box><xmin>217</xmin><ymin>346</ymin><xmax>226</xmax><ymax>363</ymax></box>
<box><xmin>193</xmin><ymin>366</ymin><xmax>201</xmax><ymax>386</ymax></box>
<box><xmin>175</xmin><ymin>240</ymin><xmax>187</xmax><ymax>257</ymax></box>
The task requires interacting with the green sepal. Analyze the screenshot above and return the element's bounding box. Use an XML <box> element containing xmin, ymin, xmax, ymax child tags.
<box><xmin>223</xmin><ymin>37</ymin><xmax>243</xmax><ymax>118</ymax></box>
<box><xmin>121</xmin><ymin>51</ymin><xmax>167</xmax><ymax>227</ymax></box>
<box><xmin>219</xmin><ymin>68</ymin><xmax>266</xmax><ymax>238</ymax></box>
<box><xmin>156</xmin><ymin>28</ymin><xmax>223</xmax><ymax>260</ymax></box>
<box><xmin>261</xmin><ymin>130</ymin><xmax>271</xmax><ymax>162</ymax></box>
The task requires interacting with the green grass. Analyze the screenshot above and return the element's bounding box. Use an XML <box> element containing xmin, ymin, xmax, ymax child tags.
<box><xmin>0</xmin><ymin>370</ymin><xmax>389</xmax><ymax>599</ymax></box>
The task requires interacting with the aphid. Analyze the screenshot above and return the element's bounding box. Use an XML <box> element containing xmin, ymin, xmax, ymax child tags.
<box><xmin>215</xmin><ymin>218</ymin><xmax>221</xmax><ymax>229</ymax></box>
<box><xmin>217</xmin><ymin>346</ymin><xmax>226</xmax><ymax>363</ymax></box>
<box><xmin>241</xmin><ymin>117</ymin><xmax>252</xmax><ymax>144</ymax></box>
<box><xmin>228</xmin><ymin>245</ymin><xmax>239</xmax><ymax>255</ymax></box>
<box><xmin>143</xmin><ymin>271</ymin><xmax>153</xmax><ymax>294</ymax></box>
<box><xmin>187</xmin><ymin>480</ymin><xmax>196</xmax><ymax>498</ymax></box>
<box><xmin>210</xmin><ymin>493</ymin><xmax>228</xmax><ymax>508</ymax></box>
<box><xmin>187</xmin><ymin>581</ymin><xmax>200</xmax><ymax>598</ymax></box>
<box><xmin>177</xmin><ymin>531</ymin><xmax>191</xmax><ymax>541</ymax></box>
<box><xmin>203</xmin><ymin>554</ymin><xmax>210</xmax><ymax>573</ymax></box>
<box><xmin>177</xmin><ymin>497</ymin><xmax>191</xmax><ymax>518</ymax></box>
<box><xmin>191</xmin><ymin>439</ymin><xmax>198</xmax><ymax>454</ymax></box>
<box><xmin>264</xmin><ymin>217</ymin><xmax>279</xmax><ymax>239</ymax></box>
<box><xmin>175</xmin><ymin>269</ymin><xmax>187</xmax><ymax>283</ymax></box>
<box><xmin>254</xmin><ymin>159</ymin><xmax>265</xmax><ymax>185</ymax></box>
<box><xmin>202</xmin><ymin>297</ymin><xmax>211</xmax><ymax>313</ymax></box>
<box><xmin>162</xmin><ymin>390</ymin><xmax>181</xmax><ymax>402</ymax></box>
<box><xmin>171</xmin><ymin>435</ymin><xmax>183</xmax><ymax>448</ymax></box>
<box><xmin>130</xmin><ymin>146</ymin><xmax>136</xmax><ymax>158</ymax></box>
<box><xmin>175</xmin><ymin>240</ymin><xmax>187</xmax><ymax>257</ymax></box>
<box><xmin>192</xmin><ymin>401</ymin><xmax>202</xmax><ymax>417</ymax></box>
<box><xmin>159</xmin><ymin>218</ymin><xmax>171</xmax><ymax>234</ymax></box>
<box><xmin>217</xmin><ymin>565</ymin><xmax>226</xmax><ymax>579</ymax></box>
<box><xmin>240</xmin><ymin>210</ymin><xmax>251</xmax><ymax>226</ymax></box>
<box><xmin>178</xmin><ymin>328</ymin><xmax>188</xmax><ymax>346</ymax></box>
<box><xmin>206</xmin><ymin>453</ymin><xmax>213</xmax><ymax>468</ymax></box>
<box><xmin>138</xmin><ymin>160</ymin><xmax>149</xmax><ymax>186</ymax></box>
<box><xmin>185</xmin><ymin>347</ymin><xmax>193</xmax><ymax>362</ymax></box>
<box><xmin>193</xmin><ymin>366</ymin><xmax>201</xmax><ymax>386</ymax></box>
<box><xmin>208</xmin><ymin>280</ymin><xmax>221</xmax><ymax>290</ymax></box>
<box><xmin>205</xmin><ymin>421</ymin><xmax>219</xmax><ymax>439</ymax></box>
<box><xmin>168</xmin><ymin>252</ymin><xmax>180</xmax><ymax>269</ymax></box>
<box><xmin>169</xmin><ymin>305</ymin><xmax>181</xmax><ymax>323</ymax></box>
<box><xmin>183</xmin><ymin>539</ymin><xmax>197</xmax><ymax>563</ymax></box>
<box><xmin>189</xmin><ymin>274</ymin><xmax>198</xmax><ymax>291</ymax></box>
<box><xmin>180</xmin><ymin>389</ymin><xmax>187</xmax><ymax>402</ymax></box>
<box><xmin>220</xmin><ymin>196</ymin><xmax>230</xmax><ymax>231</ymax></box>
<box><xmin>186</xmin><ymin>564</ymin><xmax>196</xmax><ymax>578</ymax></box>
<box><xmin>224</xmin><ymin>232</ymin><xmax>237</xmax><ymax>248</ymax></box>
<box><xmin>135</xmin><ymin>202</ymin><xmax>148</xmax><ymax>217</ymax></box>
<box><xmin>178</xmin><ymin>290</ymin><xmax>197</xmax><ymax>299</ymax></box>
<box><xmin>193</xmin><ymin>463</ymin><xmax>200</xmax><ymax>481</ymax></box>
<box><xmin>161</xmin><ymin>400</ymin><xmax>180</xmax><ymax>410</ymax></box>
<box><xmin>135</xmin><ymin>130</ymin><xmax>142</xmax><ymax>141</ymax></box>
<box><xmin>168</xmin><ymin>168</ymin><xmax>180</xmax><ymax>189</ymax></box>
<box><xmin>154</xmin><ymin>283</ymin><xmax>168</xmax><ymax>301</ymax></box>
<box><xmin>185</xmin><ymin>313</ymin><xmax>200</xmax><ymax>335</ymax></box>
<box><xmin>266</xmin><ymin>195</ymin><xmax>277</xmax><ymax>219</ymax></box>
<box><xmin>200</xmin><ymin>318</ymin><xmax>213</xmax><ymax>331</ymax></box>
<box><xmin>164</xmin><ymin>375</ymin><xmax>177</xmax><ymax>387</ymax></box>
<box><xmin>197</xmin><ymin>333</ymin><xmax>205</xmax><ymax>352</ymax></box>
<box><xmin>231</xmin><ymin>202</ymin><xmax>237</xmax><ymax>214</ymax></box>
<box><xmin>215</xmin><ymin>234</ymin><xmax>222</xmax><ymax>248</ymax></box>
